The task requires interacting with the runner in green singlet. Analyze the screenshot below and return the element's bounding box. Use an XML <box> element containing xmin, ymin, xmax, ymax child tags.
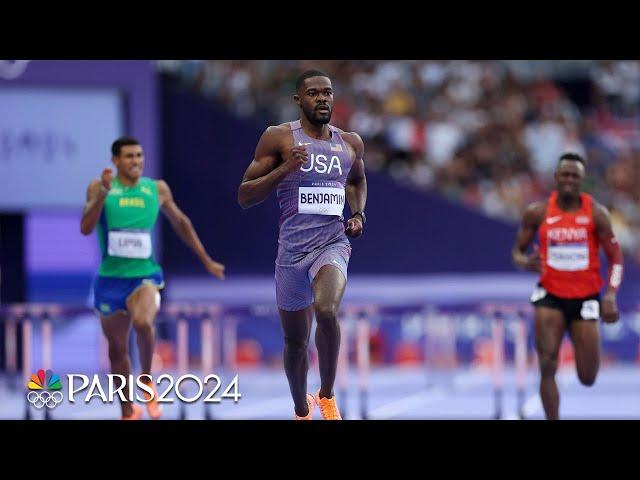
<box><xmin>81</xmin><ymin>136</ymin><xmax>225</xmax><ymax>420</ymax></box>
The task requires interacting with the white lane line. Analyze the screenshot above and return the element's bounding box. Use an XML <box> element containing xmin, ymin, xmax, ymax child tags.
<box><xmin>368</xmin><ymin>386</ymin><xmax>449</xmax><ymax>419</ymax></box>
<box><xmin>369</xmin><ymin>367</ymin><xmax>490</xmax><ymax>419</ymax></box>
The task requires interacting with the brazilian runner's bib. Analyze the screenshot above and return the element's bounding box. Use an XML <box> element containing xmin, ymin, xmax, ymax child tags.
<box><xmin>97</xmin><ymin>176</ymin><xmax>162</xmax><ymax>278</ymax></box>
<box><xmin>107</xmin><ymin>229</ymin><xmax>153</xmax><ymax>259</ymax></box>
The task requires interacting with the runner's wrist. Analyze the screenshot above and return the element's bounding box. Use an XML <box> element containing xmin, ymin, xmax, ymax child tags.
<box><xmin>513</xmin><ymin>253</ymin><xmax>528</xmax><ymax>268</ymax></box>
<box><xmin>351</xmin><ymin>211</ymin><xmax>366</xmax><ymax>225</ymax></box>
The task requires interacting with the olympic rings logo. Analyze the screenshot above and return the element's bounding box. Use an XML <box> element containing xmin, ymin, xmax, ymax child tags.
<box><xmin>27</xmin><ymin>391</ymin><xmax>64</xmax><ymax>409</ymax></box>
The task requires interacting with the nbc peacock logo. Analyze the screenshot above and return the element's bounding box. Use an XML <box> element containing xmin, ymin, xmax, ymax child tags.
<box><xmin>27</xmin><ymin>369</ymin><xmax>64</xmax><ymax>409</ymax></box>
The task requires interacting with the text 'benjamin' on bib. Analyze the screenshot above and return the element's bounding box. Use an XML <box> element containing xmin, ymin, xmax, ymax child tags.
<box><xmin>298</xmin><ymin>180</ymin><xmax>345</xmax><ymax>216</ymax></box>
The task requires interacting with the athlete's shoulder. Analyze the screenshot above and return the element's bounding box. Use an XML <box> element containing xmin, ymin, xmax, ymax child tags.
<box><xmin>265</xmin><ymin>122</ymin><xmax>293</xmax><ymax>136</ymax></box>
<box><xmin>333</xmin><ymin>126</ymin><xmax>362</xmax><ymax>142</ymax></box>
<box><xmin>88</xmin><ymin>178</ymin><xmax>102</xmax><ymax>189</ymax></box>
<box><xmin>258</xmin><ymin>123</ymin><xmax>292</xmax><ymax>145</ymax></box>
<box><xmin>522</xmin><ymin>200</ymin><xmax>547</xmax><ymax>225</ymax></box>
<box><xmin>525</xmin><ymin>200</ymin><xmax>548</xmax><ymax>214</ymax></box>
<box><xmin>334</xmin><ymin>127</ymin><xmax>364</xmax><ymax>156</ymax></box>
<box><xmin>154</xmin><ymin>178</ymin><xmax>170</xmax><ymax>193</ymax></box>
<box><xmin>590</xmin><ymin>197</ymin><xmax>611</xmax><ymax>219</ymax></box>
<box><xmin>581</xmin><ymin>191</ymin><xmax>594</xmax><ymax>200</ymax></box>
<box><xmin>138</xmin><ymin>176</ymin><xmax>159</xmax><ymax>190</ymax></box>
<box><xmin>583</xmin><ymin>192</ymin><xmax>600</xmax><ymax>207</ymax></box>
<box><xmin>255</xmin><ymin>124</ymin><xmax>294</xmax><ymax>157</ymax></box>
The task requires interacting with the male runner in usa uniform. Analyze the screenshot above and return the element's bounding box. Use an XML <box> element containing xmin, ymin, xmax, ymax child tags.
<box><xmin>238</xmin><ymin>71</ymin><xmax>367</xmax><ymax>420</ymax></box>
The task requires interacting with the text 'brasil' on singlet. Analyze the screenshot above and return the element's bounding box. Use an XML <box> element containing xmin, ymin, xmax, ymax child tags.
<box><xmin>276</xmin><ymin>120</ymin><xmax>354</xmax><ymax>253</ymax></box>
<box><xmin>538</xmin><ymin>191</ymin><xmax>603</xmax><ymax>298</ymax></box>
<box><xmin>97</xmin><ymin>176</ymin><xmax>162</xmax><ymax>278</ymax></box>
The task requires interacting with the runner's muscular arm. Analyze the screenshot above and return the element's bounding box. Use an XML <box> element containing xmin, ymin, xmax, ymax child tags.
<box><xmin>594</xmin><ymin>202</ymin><xmax>622</xmax><ymax>323</ymax></box>
<box><xmin>81</xmin><ymin>168</ymin><xmax>113</xmax><ymax>235</ymax></box>
<box><xmin>512</xmin><ymin>202</ymin><xmax>546</xmax><ymax>272</ymax></box>
<box><xmin>343</xmin><ymin>132</ymin><xmax>366</xmax><ymax>238</ymax></box>
<box><xmin>157</xmin><ymin>180</ymin><xmax>225</xmax><ymax>280</ymax></box>
<box><xmin>80</xmin><ymin>180</ymin><xmax>108</xmax><ymax>235</ymax></box>
<box><xmin>238</xmin><ymin>125</ymin><xmax>307</xmax><ymax>209</ymax></box>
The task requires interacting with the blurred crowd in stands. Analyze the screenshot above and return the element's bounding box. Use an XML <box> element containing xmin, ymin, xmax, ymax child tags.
<box><xmin>158</xmin><ymin>60</ymin><xmax>640</xmax><ymax>261</ymax></box>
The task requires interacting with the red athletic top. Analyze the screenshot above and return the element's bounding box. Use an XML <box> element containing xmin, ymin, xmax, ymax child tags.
<box><xmin>538</xmin><ymin>191</ymin><xmax>603</xmax><ymax>298</ymax></box>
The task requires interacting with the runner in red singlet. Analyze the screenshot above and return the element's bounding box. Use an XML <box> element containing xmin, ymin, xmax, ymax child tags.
<box><xmin>512</xmin><ymin>153</ymin><xmax>623</xmax><ymax>420</ymax></box>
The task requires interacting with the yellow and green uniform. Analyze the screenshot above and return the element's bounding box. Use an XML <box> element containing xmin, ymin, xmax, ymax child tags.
<box><xmin>93</xmin><ymin>176</ymin><xmax>164</xmax><ymax>315</ymax></box>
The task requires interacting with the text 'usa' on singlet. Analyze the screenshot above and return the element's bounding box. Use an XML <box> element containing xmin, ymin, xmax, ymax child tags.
<box><xmin>276</xmin><ymin>120</ymin><xmax>353</xmax><ymax>253</ymax></box>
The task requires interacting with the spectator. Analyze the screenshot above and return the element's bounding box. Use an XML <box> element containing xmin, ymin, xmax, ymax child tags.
<box><xmin>157</xmin><ymin>60</ymin><xmax>640</xmax><ymax>260</ymax></box>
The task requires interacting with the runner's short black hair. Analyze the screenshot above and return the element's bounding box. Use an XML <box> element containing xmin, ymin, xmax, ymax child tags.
<box><xmin>558</xmin><ymin>152</ymin><xmax>585</xmax><ymax>166</ymax></box>
<box><xmin>295</xmin><ymin>70</ymin><xmax>330</xmax><ymax>92</ymax></box>
<box><xmin>111</xmin><ymin>136</ymin><xmax>140</xmax><ymax>156</ymax></box>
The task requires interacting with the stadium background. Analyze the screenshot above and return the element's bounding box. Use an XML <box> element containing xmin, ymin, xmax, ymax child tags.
<box><xmin>0</xmin><ymin>60</ymin><xmax>638</xmax><ymax>419</ymax></box>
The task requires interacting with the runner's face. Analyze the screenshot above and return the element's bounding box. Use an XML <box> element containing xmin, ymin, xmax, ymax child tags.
<box><xmin>114</xmin><ymin>145</ymin><xmax>144</xmax><ymax>181</ymax></box>
<box><xmin>555</xmin><ymin>160</ymin><xmax>584</xmax><ymax>199</ymax></box>
<box><xmin>295</xmin><ymin>76</ymin><xmax>333</xmax><ymax>125</ymax></box>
